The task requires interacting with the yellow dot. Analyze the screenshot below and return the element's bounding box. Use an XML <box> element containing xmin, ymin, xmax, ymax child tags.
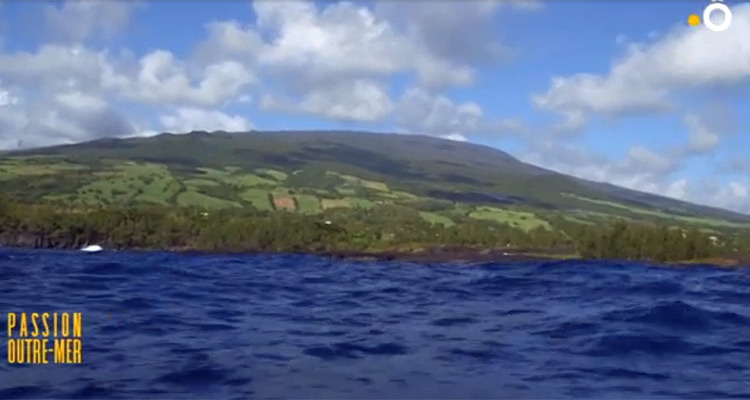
<box><xmin>688</xmin><ymin>14</ymin><xmax>701</xmax><ymax>27</ymax></box>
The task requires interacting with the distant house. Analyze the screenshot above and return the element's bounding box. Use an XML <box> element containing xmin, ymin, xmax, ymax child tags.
<box><xmin>272</xmin><ymin>195</ymin><xmax>297</xmax><ymax>211</ymax></box>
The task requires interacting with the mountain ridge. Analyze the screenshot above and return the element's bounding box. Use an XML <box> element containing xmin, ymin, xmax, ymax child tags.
<box><xmin>2</xmin><ymin>130</ymin><xmax>748</xmax><ymax>228</ymax></box>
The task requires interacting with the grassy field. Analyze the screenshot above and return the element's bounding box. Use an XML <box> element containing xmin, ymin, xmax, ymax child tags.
<box><xmin>570</xmin><ymin>194</ymin><xmax>747</xmax><ymax>229</ymax></box>
<box><xmin>256</xmin><ymin>168</ymin><xmax>288</xmax><ymax>181</ymax></box>
<box><xmin>349</xmin><ymin>197</ymin><xmax>375</xmax><ymax>209</ymax></box>
<box><xmin>1</xmin><ymin>130</ymin><xmax>746</xmax><ymax>235</ymax></box>
<box><xmin>469</xmin><ymin>206</ymin><xmax>551</xmax><ymax>231</ymax></box>
<box><xmin>377</xmin><ymin>191</ymin><xmax>418</xmax><ymax>200</ymax></box>
<box><xmin>336</xmin><ymin>187</ymin><xmax>358</xmax><ymax>196</ymax></box>
<box><xmin>562</xmin><ymin>215</ymin><xmax>596</xmax><ymax>225</ymax></box>
<box><xmin>176</xmin><ymin>190</ymin><xmax>240</xmax><ymax>208</ymax></box>
<box><xmin>327</xmin><ymin>172</ymin><xmax>389</xmax><ymax>192</ymax></box>
<box><xmin>184</xmin><ymin>178</ymin><xmax>219</xmax><ymax>187</ymax></box>
<box><xmin>196</xmin><ymin>167</ymin><xmax>276</xmax><ymax>187</ymax></box>
<box><xmin>2</xmin><ymin>135</ymin><xmax>747</xmax><ymax>239</ymax></box>
<box><xmin>271</xmin><ymin>187</ymin><xmax>292</xmax><ymax>196</ymax></box>
<box><xmin>452</xmin><ymin>203</ymin><xmax>474</xmax><ymax>216</ymax></box>
<box><xmin>240</xmin><ymin>189</ymin><xmax>273</xmax><ymax>211</ymax></box>
<box><xmin>321</xmin><ymin>198</ymin><xmax>351</xmax><ymax>210</ymax></box>
<box><xmin>61</xmin><ymin>162</ymin><xmax>180</xmax><ymax>205</ymax></box>
<box><xmin>0</xmin><ymin>157</ymin><xmax>87</xmax><ymax>179</ymax></box>
<box><xmin>568</xmin><ymin>209</ymin><xmax>629</xmax><ymax>221</ymax></box>
<box><xmin>295</xmin><ymin>194</ymin><xmax>322</xmax><ymax>214</ymax></box>
<box><xmin>419</xmin><ymin>211</ymin><xmax>455</xmax><ymax>227</ymax></box>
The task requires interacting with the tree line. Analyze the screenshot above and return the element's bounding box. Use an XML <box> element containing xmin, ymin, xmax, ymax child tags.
<box><xmin>0</xmin><ymin>195</ymin><xmax>747</xmax><ymax>262</ymax></box>
<box><xmin>569</xmin><ymin>220</ymin><xmax>722</xmax><ymax>262</ymax></box>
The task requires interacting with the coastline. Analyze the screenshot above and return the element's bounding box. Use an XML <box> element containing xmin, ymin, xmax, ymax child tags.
<box><xmin>667</xmin><ymin>257</ymin><xmax>750</xmax><ymax>268</ymax></box>
<box><xmin>314</xmin><ymin>247</ymin><xmax>574</xmax><ymax>264</ymax></box>
<box><xmin>2</xmin><ymin>242</ymin><xmax>747</xmax><ymax>267</ymax></box>
<box><xmin>0</xmin><ymin>242</ymin><xmax>569</xmax><ymax>263</ymax></box>
<box><xmin>1</xmin><ymin>197</ymin><xmax>744</xmax><ymax>268</ymax></box>
<box><xmin>319</xmin><ymin>249</ymin><xmax>748</xmax><ymax>267</ymax></box>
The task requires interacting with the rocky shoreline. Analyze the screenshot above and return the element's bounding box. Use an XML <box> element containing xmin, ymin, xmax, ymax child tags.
<box><xmin>317</xmin><ymin>246</ymin><xmax>576</xmax><ymax>263</ymax></box>
<box><xmin>668</xmin><ymin>256</ymin><xmax>750</xmax><ymax>268</ymax></box>
<box><xmin>1</xmin><ymin>242</ymin><xmax>748</xmax><ymax>267</ymax></box>
<box><xmin>318</xmin><ymin>247</ymin><xmax>750</xmax><ymax>267</ymax></box>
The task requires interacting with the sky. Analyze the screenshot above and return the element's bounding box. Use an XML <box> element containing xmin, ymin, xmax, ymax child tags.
<box><xmin>0</xmin><ymin>0</ymin><xmax>749</xmax><ymax>214</ymax></box>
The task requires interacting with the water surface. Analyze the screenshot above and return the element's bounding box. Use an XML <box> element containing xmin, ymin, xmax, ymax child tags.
<box><xmin>2</xmin><ymin>249</ymin><xmax>750</xmax><ymax>399</ymax></box>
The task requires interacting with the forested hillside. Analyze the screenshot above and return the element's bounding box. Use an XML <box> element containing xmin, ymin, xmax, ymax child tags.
<box><xmin>1</xmin><ymin>130</ymin><xmax>749</xmax><ymax>262</ymax></box>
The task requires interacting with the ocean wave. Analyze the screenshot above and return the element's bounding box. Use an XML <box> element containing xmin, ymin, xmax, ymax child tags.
<box><xmin>1</xmin><ymin>249</ymin><xmax>749</xmax><ymax>399</ymax></box>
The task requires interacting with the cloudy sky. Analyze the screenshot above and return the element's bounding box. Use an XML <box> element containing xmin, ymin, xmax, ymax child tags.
<box><xmin>0</xmin><ymin>0</ymin><xmax>749</xmax><ymax>214</ymax></box>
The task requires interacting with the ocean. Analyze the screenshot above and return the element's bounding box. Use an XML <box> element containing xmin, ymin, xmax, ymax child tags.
<box><xmin>2</xmin><ymin>249</ymin><xmax>750</xmax><ymax>399</ymax></box>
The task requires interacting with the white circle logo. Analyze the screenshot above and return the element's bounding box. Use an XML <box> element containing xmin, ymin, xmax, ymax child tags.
<box><xmin>703</xmin><ymin>2</ymin><xmax>733</xmax><ymax>32</ymax></box>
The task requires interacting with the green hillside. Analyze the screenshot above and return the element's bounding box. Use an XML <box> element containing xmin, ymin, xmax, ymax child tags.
<box><xmin>1</xmin><ymin>130</ymin><xmax>748</xmax><ymax>236</ymax></box>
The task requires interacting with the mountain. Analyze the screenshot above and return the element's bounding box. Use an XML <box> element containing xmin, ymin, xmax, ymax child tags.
<box><xmin>1</xmin><ymin>130</ymin><xmax>748</xmax><ymax>233</ymax></box>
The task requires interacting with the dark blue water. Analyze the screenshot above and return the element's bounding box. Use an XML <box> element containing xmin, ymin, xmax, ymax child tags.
<box><xmin>2</xmin><ymin>249</ymin><xmax>750</xmax><ymax>399</ymax></box>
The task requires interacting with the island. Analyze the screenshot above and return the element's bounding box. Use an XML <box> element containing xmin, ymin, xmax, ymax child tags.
<box><xmin>0</xmin><ymin>130</ymin><xmax>748</xmax><ymax>265</ymax></box>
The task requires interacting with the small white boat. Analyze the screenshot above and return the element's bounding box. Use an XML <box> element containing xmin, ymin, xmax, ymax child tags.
<box><xmin>80</xmin><ymin>245</ymin><xmax>103</xmax><ymax>253</ymax></box>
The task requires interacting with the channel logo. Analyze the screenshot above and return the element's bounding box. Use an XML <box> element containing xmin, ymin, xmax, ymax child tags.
<box><xmin>689</xmin><ymin>0</ymin><xmax>733</xmax><ymax>32</ymax></box>
<box><xmin>6</xmin><ymin>312</ymin><xmax>83</xmax><ymax>364</ymax></box>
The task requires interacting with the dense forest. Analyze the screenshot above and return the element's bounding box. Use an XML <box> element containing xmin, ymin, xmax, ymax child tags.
<box><xmin>1</xmin><ymin>195</ymin><xmax>748</xmax><ymax>263</ymax></box>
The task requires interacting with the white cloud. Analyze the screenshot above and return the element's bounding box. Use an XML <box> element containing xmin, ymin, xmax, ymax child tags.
<box><xmin>233</xmin><ymin>2</ymin><xmax>418</xmax><ymax>121</ymax></box>
<box><xmin>533</xmin><ymin>74</ymin><xmax>669</xmax><ymax>116</ymax></box>
<box><xmin>550</xmin><ymin>110</ymin><xmax>587</xmax><ymax>135</ymax></box>
<box><xmin>726</xmin><ymin>182</ymin><xmax>748</xmax><ymax>200</ymax></box>
<box><xmin>698</xmin><ymin>181</ymin><xmax>750</xmax><ymax>214</ymax></box>
<box><xmin>0</xmin><ymin>44</ymin><xmax>142</xmax><ymax>149</ymax></box>
<box><xmin>0</xmin><ymin>45</ymin><xmax>255</xmax><ymax>108</ymax></box>
<box><xmin>0</xmin><ymin>89</ymin><xmax>19</xmax><ymax>107</ymax></box>
<box><xmin>395</xmin><ymin>88</ymin><xmax>530</xmax><ymax>139</ymax></box>
<box><xmin>415</xmin><ymin>60</ymin><xmax>475</xmax><ymax>89</ymax></box>
<box><xmin>0</xmin><ymin>21</ymin><xmax>261</xmax><ymax>147</ymax></box>
<box><xmin>522</xmin><ymin>141</ymin><xmax>678</xmax><ymax>197</ymax></box>
<box><xmin>0</xmin><ymin>105</ymin><xmax>29</xmax><ymax>147</ymax></box>
<box><xmin>520</xmin><ymin>139</ymin><xmax>750</xmax><ymax>214</ymax></box>
<box><xmin>724</xmin><ymin>157</ymin><xmax>750</xmax><ymax>176</ymax></box>
<box><xmin>621</xmin><ymin>145</ymin><xmax>675</xmax><ymax>175</ymax></box>
<box><xmin>193</xmin><ymin>20</ymin><xmax>263</xmax><ymax>65</ymax></box>
<box><xmin>626</xmin><ymin>177</ymin><xmax>750</xmax><ymax>215</ymax></box>
<box><xmin>256</xmin><ymin>2</ymin><xmax>415</xmax><ymax>80</ymax></box>
<box><xmin>0</xmin><ymin>93</ymin><xmax>134</xmax><ymax>150</ymax></box>
<box><xmin>261</xmin><ymin>79</ymin><xmax>393</xmax><ymax>122</ymax></box>
<box><xmin>119</xmin><ymin>50</ymin><xmax>255</xmax><ymax>106</ymax></box>
<box><xmin>253</xmin><ymin>1</ymin><xmax>408</xmax><ymax>121</ymax></box>
<box><xmin>249</xmin><ymin>1</ymin><xmax>531</xmax><ymax>121</ymax></box>
<box><xmin>375</xmin><ymin>1</ymin><xmax>504</xmax><ymax>85</ymax></box>
<box><xmin>521</xmin><ymin>142</ymin><xmax>608</xmax><ymax>183</ymax></box>
<box><xmin>508</xmin><ymin>0</ymin><xmax>544</xmax><ymax>12</ymax></box>
<box><xmin>374</xmin><ymin>1</ymin><xmax>541</xmax><ymax>87</ymax></box>
<box><xmin>259</xmin><ymin>95</ymin><xmax>282</xmax><ymax>113</ymax></box>
<box><xmin>55</xmin><ymin>91</ymin><xmax>107</xmax><ymax>113</ymax></box>
<box><xmin>721</xmin><ymin>182</ymin><xmax>750</xmax><ymax>212</ymax></box>
<box><xmin>441</xmin><ymin>133</ymin><xmax>468</xmax><ymax>142</ymax></box>
<box><xmin>396</xmin><ymin>88</ymin><xmax>483</xmax><ymax>138</ymax></box>
<box><xmin>375</xmin><ymin>1</ymin><xmax>535</xmax><ymax>66</ymax></box>
<box><xmin>44</xmin><ymin>2</ymin><xmax>140</xmax><ymax>43</ymax></box>
<box><xmin>664</xmin><ymin>178</ymin><xmax>689</xmax><ymax>200</ymax></box>
<box><xmin>684</xmin><ymin>113</ymin><xmax>720</xmax><ymax>153</ymax></box>
<box><xmin>298</xmin><ymin>80</ymin><xmax>393</xmax><ymax>122</ymax></box>
<box><xmin>160</xmin><ymin>108</ymin><xmax>252</xmax><ymax>133</ymax></box>
<box><xmin>0</xmin><ymin>45</ymin><xmax>105</xmax><ymax>90</ymax></box>
<box><xmin>533</xmin><ymin>4</ymin><xmax>750</xmax><ymax>117</ymax></box>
